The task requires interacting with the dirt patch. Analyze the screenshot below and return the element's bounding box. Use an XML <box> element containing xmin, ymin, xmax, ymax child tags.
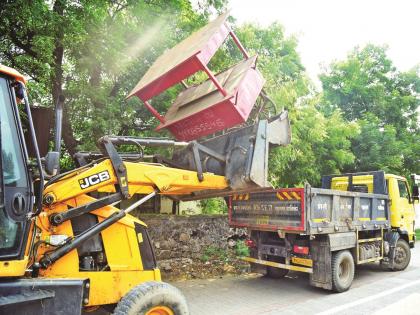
<box><xmin>159</xmin><ymin>250</ymin><xmax>250</xmax><ymax>281</ymax></box>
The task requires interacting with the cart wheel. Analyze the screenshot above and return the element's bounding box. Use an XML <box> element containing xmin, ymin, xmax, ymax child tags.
<box><xmin>113</xmin><ymin>281</ymin><xmax>189</xmax><ymax>315</ymax></box>
<box><xmin>332</xmin><ymin>250</ymin><xmax>354</xmax><ymax>293</ymax></box>
<box><xmin>391</xmin><ymin>239</ymin><xmax>411</xmax><ymax>271</ymax></box>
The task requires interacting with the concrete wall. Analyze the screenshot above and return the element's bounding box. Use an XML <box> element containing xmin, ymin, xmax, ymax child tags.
<box><xmin>160</xmin><ymin>196</ymin><xmax>202</xmax><ymax>215</ymax></box>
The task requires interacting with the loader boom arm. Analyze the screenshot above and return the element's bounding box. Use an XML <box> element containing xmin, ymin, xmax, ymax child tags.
<box><xmin>43</xmin><ymin>159</ymin><xmax>229</xmax><ymax>205</ymax></box>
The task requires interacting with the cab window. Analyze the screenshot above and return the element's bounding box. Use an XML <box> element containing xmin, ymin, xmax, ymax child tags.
<box><xmin>0</xmin><ymin>81</ymin><xmax>26</xmax><ymax>187</ymax></box>
<box><xmin>397</xmin><ymin>180</ymin><xmax>409</xmax><ymax>199</ymax></box>
<box><xmin>0</xmin><ymin>77</ymin><xmax>27</xmax><ymax>256</ymax></box>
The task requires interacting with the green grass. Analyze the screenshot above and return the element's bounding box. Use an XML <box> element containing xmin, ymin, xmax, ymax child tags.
<box><xmin>201</xmin><ymin>246</ymin><xmax>228</xmax><ymax>262</ymax></box>
<box><xmin>200</xmin><ymin>254</ymin><xmax>210</xmax><ymax>262</ymax></box>
<box><xmin>199</xmin><ymin>242</ymin><xmax>250</xmax><ymax>263</ymax></box>
<box><xmin>416</xmin><ymin>229</ymin><xmax>420</xmax><ymax>241</ymax></box>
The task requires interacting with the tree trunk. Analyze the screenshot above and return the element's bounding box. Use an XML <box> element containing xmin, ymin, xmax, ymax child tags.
<box><xmin>89</xmin><ymin>66</ymin><xmax>106</xmax><ymax>141</ymax></box>
<box><xmin>51</xmin><ymin>0</ymin><xmax>79</xmax><ymax>157</ymax></box>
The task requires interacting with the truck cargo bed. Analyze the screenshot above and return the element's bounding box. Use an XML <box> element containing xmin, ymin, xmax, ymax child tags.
<box><xmin>229</xmin><ymin>184</ymin><xmax>390</xmax><ymax>234</ymax></box>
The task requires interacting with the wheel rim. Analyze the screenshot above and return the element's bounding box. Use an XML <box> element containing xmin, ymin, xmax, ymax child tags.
<box><xmin>146</xmin><ymin>306</ymin><xmax>174</xmax><ymax>315</ymax></box>
<box><xmin>338</xmin><ymin>258</ymin><xmax>350</xmax><ymax>282</ymax></box>
<box><xmin>395</xmin><ymin>246</ymin><xmax>407</xmax><ymax>264</ymax></box>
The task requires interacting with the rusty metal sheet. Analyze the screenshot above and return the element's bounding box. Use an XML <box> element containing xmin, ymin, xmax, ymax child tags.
<box><xmin>163</xmin><ymin>56</ymin><xmax>258</xmax><ymax>123</ymax></box>
<box><xmin>128</xmin><ymin>12</ymin><xmax>230</xmax><ymax>100</ymax></box>
<box><xmin>155</xmin><ymin>56</ymin><xmax>264</xmax><ymax>140</ymax></box>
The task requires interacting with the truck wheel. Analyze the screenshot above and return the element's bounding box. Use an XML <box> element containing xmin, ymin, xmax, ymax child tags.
<box><xmin>113</xmin><ymin>281</ymin><xmax>189</xmax><ymax>315</ymax></box>
<box><xmin>391</xmin><ymin>239</ymin><xmax>411</xmax><ymax>271</ymax></box>
<box><xmin>332</xmin><ymin>250</ymin><xmax>354</xmax><ymax>293</ymax></box>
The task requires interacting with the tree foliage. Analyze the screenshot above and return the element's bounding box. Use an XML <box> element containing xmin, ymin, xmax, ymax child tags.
<box><xmin>231</xmin><ymin>23</ymin><xmax>358</xmax><ymax>186</ymax></box>
<box><xmin>269</xmin><ymin>100</ymin><xmax>358</xmax><ymax>187</ymax></box>
<box><xmin>351</xmin><ymin>114</ymin><xmax>405</xmax><ymax>173</ymax></box>
<box><xmin>0</xmin><ymin>0</ymin><xmax>226</xmax><ymax>155</ymax></box>
<box><xmin>321</xmin><ymin>44</ymin><xmax>420</xmax><ymax>177</ymax></box>
<box><xmin>0</xmin><ymin>2</ymin><xmax>418</xmax><ymax>188</ymax></box>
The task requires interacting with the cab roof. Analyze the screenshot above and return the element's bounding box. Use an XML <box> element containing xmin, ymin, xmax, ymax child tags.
<box><xmin>385</xmin><ymin>173</ymin><xmax>407</xmax><ymax>181</ymax></box>
<box><xmin>0</xmin><ymin>64</ymin><xmax>26</xmax><ymax>83</ymax></box>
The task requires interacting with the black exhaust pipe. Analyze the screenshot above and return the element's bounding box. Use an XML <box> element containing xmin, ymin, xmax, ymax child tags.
<box><xmin>54</xmin><ymin>95</ymin><xmax>64</xmax><ymax>153</ymax></box>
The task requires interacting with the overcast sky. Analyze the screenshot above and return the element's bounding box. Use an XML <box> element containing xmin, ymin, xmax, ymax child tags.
<box><xmin>229</xmin><ymin>0</ymin><xmax>420</xmax><ymax>85</ymax></box>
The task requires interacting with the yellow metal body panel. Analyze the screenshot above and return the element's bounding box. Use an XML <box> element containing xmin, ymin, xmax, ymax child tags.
<box><xmin>36</xmin><ymin>269</ymin><xmax>160</xmax><ymax>306</ymax></box>
<box><xmin>387</xmin><ymin>175</ymin><xmax>416</xmax><ymax>242</ymax></box>
<box><xmin>36</xmin><ymin>199</ymin><xmax>160</xmax><ymax>305</ymax></box>
<box><xmin>331</xmin><ymin>173</ymin><xmax>416</xmax><ymax>242</ymax></box>
<box><xmin>312</xmin><ymin>218</ymin><xmax>328</xmax><ymax>223</ymax></box>
<box><xmin>21</xmin><ymin>158</ymin><xmax>228</xmax><ymax>306</ymax></box>
<box><xmin>330</xmin><ymin>174</ymin><xmax>375</xmax><ymax>192</ymax></box>
<box><xmin>1</xmin><ymin>222</ymin><xmax>36</xmax><ymax>277</ymax></box>
<box><xmin>34</xmin><ymin>197</ymin><xmax>158</xmax><ymax>305</ymax></box>
<box><xmin>0</xmin><ymin>257</ymin><xmax>28</xmax><ymax>277</ymax></box>
<box><xmin>43</xmin><ymin>159</ymin><xmax>228</xmax><ymax>203</ymax></box>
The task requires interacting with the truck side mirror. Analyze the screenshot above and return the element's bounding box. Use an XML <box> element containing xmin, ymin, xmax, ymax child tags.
<box><xmin>413</xmin><ymin>185</ymin><xmax>419</xmax><ymax>203</ymax></box>
<box><xmin>411</xmin><ymin>174</ymin><xmax>420</xmax><ymax>203</ymax></box>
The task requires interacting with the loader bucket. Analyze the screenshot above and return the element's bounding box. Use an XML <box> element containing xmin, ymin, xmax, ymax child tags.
<box><xmin>170</xmin><ymin>111</ymin><xmax>291</xmax><ymax>200</ymax></box>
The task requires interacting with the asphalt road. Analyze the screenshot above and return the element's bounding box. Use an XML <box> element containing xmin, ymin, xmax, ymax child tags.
<box><xmin>174</xmin><ymin>244</ymin><xmax>420</xmax><ymax>315</ymax></box>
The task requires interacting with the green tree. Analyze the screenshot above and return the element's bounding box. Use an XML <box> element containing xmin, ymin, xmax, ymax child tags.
<box><xmin>350</xmin><ymin>114</ymin><xmax>405</xmax><ymax>173</ymax></box>
<box><xmin>0</xmin><ymin>2</ymin><xmax>364</xmax><ymax>186</ymax></box>
<box><xmin>320</xmin><ymin>44</ymin><xmax>420</xmax><ymax>176</ymax></box>
<box><xmin>231</xmin><ymin>22</ymin><xmax>309</xmax><ymax>111</ymax></box>
<box><xmin>229</xmin><ymin>23</ymin><xmax>357</xmax><ymax>186</ymax></box>
<box><xmin>200</xmin><ymin>198</ymin><xmax>228</xmax><ymax>214</ymax></box>
<box><xmin>320</xmin><ymin>45</ymin><xmax>419</xmax><ymax>131</ymax></box>
<box><xmin>0</xmin><ymin>0</ymin><xmax>226</xmax><ymax>155</ymax></box>
<box><xmin>269</xmin><ymin>100</ymin><xmax>358</xmax><ymax>187</ymax></box>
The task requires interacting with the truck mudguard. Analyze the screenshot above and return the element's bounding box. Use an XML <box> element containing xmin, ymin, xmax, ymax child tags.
<box><xmin>328</xmin><ymin>232</ymin><xmax>357</xmax><ymax>251</ymax></box>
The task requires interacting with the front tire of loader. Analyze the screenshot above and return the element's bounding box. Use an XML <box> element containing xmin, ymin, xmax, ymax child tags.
<box><xmin>331</xmin><ymin>250</ymin><xmax>354</xmax><ymax>293</ymax></box>
<box><xmin>113</xmin><ymin>281</ymin><xmax>189</xmax><ymax>315</ymax></box>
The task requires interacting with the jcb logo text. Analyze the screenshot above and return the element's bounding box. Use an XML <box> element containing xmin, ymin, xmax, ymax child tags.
<box><xmin>79</xmin><ymin>171</ymin><xmax>110</xmax><ymax>189</ymax></box>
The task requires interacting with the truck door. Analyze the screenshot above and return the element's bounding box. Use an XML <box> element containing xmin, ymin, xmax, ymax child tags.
<box><xmin>0</xmin><ymin>75</ymin><xmax>32</xmax><ymax>261</ymax></box>
<box><xmin>396</xmin><ymin>179</ymin><xmax>415</xmax><ymax>243</ymax></box>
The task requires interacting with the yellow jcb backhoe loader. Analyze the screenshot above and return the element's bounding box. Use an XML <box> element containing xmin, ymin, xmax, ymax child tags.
<box><xmin>0</xmin><ymin>64</ymin><xmax>290</xmax><ymax>314</ymax></box>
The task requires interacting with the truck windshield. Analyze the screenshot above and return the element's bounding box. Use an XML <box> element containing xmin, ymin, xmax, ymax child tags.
<box><xmin>0</xmin><ymin>77</ymin><xmax>24</xmax><ymax>254</ymax></box>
